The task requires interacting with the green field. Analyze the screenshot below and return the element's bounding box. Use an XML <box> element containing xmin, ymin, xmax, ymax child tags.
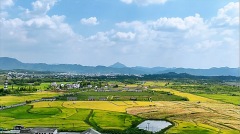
<box><xmin>0</xmin><ymin>102</ymin><xmax>142</xmax><ymax>132</ymax></box>
<box><xmin>89</xmin><ymin>110</ymin><xmax>142</xmax><ymax>130</ymax></box>
<box><xmin>57</xmin><ymin>90</ymin><xmax>187</xmax><ymax>101</ymax></box>
<box><xmin>0</xmin><ymin>82</ymin><xmax>75</xmax><ymax>91</ymax></box>
<box><xmin>168</xmin><ymin>121</ymin><xmax>220</xmax><ymax>134</ymax></box>
<box><xmin>197</xmin><ymin>94</ymin><xmax>239</xmax><ymax>105</ymax></box>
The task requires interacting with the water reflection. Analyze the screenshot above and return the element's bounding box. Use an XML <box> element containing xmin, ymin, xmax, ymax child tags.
<box><xmin>137</xmin><ymin>120</ymin><xmax>172</xmax><ymax>133</ymax></box>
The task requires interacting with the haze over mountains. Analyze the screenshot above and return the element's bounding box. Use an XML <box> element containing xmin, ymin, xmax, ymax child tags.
<box><xmin>0</xmin><ymin>57</ymin><xmax>239</xmax><ymax>76</ymax></box>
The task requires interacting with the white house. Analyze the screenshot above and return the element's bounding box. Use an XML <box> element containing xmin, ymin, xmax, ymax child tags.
<box><xmin>51</xmin><ymin>82</ymin><xmax>57</xmax><ymax>87</ymax></box>
<box><xmin>21</xmin><ymin>127</ymin><xmax>59</xmax><ymax>134</ymax></box>
<box><xmin>60</xmin><ymin>83</ymin><xmax>64</xmax><ymax>87</ymax></box>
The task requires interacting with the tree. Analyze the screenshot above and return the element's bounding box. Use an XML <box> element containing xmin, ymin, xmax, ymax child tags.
<box><xmin>33</xmin><ymin>82</ymin><xmax>40</xmax><ymax>86</ymax></box>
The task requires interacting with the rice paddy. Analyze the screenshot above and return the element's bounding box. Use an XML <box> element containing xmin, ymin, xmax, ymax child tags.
<box><xmin>127</xmin><ymin>101</ymin><xmax>239</xmax><ymax>134</ymax></box>
<box><xmin>152</xmin><ymin>88</ymin><xmax>217</xmax><ymax>102</ymax></box>
<box><xmin>198</xmin><ymin>94</ymin><xmax>240</xmax><ymax>105</ymax></box>
<box><xmin>1</xmin><ymin>81</ymin><xmax>239</xmax><ymax>133</ymax></box>
<box><xmin>0</xmin><ymin>91</ymin><xmax>63</xmax><ymax>106</ymax></box>
<box><xmin>0</xmin><ymin>101</ymin><xmax>144</xmax><ymax>131</ymax></box>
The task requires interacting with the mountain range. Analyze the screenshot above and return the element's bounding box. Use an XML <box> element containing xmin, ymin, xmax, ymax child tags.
<box><xmin>0</xmin><ymin>57</ymin><xmax>239</xmax><ymax>76</ymax></box>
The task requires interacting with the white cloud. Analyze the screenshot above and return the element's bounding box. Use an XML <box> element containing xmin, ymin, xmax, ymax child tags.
<box><xmin>211</xmin><ymin>2</ymin><xmax>239</xmax><ymax>26</ymax></box>
<box><xmin>220</xmin><ymin>30</ymin><xmax>234</xmax><ymax>35</ymax></box>
<box><xmin>0</xmin><ymin>12</ymin><xmax>9</xmax><ymax>18</ymax></box>
<box><xmin>0</xmin><ymin>0</ymin><xmax>14</xmax><ymax>9</ymax></box>
<box><xmin>120</xmin><ymin>0</ymin><xmax>132</xmax><ymax>4</ymax></box>
<box><xmin>80</xmin><ymin>17</ymin><xmax>99</xmax><ymax>25</ymax></box>
<box><xmin>0</xmin><ymin>1</ymin><xmax>239</xmax><ymax>68</ymax></box>
<box><xmin>120</xmin><ymin>0</ymin><xmax>168</xmax><ymax>6</ymax></box>
<box><xmin>21</xmin><ymin>0</ymin><xmax>59</xmax><ymax>18</ymax></box>
<box><xmin>18</xmin><ymin>6</ymin><xmax>25</xmax><ymax>10</ymax></box>
<box><xmin>195</xmin><ymin>40</ymin><xmax>222</xmax><ymax>49</ymax></box>
<box><xmin>152</xmin><ymin>14</ymin><xmax>204</xmax><ymax>31</ymax></box>
<box><xmin>112</xmin><ymin>32</ymin><xmax>135</xmax><ymax>40</ymax></box>
<box><xmin>224</xmin><ymin>37</ymin><xmax>238</xmax><ymax>47</ymax></box>
<box><xmin>87</xmin><ymin>30</ymin><xmax>115</xmax><ymax>46</ymax></box>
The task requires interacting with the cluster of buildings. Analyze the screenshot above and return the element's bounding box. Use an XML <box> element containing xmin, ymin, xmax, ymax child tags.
<box><xmin>2</xmin><ymin>125</ymin><xmax>101</xmax><ymax>134</ymax></box>
<box><xmin>51</xmin><ymin>82</ymin><xmax>95</xmax><ymax>90</ymax></box>
<box><xmin>50</xmin><ymin>82</ymin><xmax>81</xmax><ymax>90</ymax></box>
<box><xmin>6</xmin><ymin>72</ymin><xmax>44</xmax><ymax>79</ymax></box>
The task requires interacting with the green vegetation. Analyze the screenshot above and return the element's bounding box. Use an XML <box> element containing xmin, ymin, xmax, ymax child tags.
<box><xmin>29</xmin><ymin>107</ymin><xmax>61</xmax><ymax>115</ymax></box>
<box><xmin>0</xmin><ymin>103</ymin><xmax>143</xmax><ymax>132</ymax></box>
<box><xmin>168</xmin><ymin>121</ymin><xmax>219</xmax><ymax>134</ymax></box>
<box><xmin>89</xmin><ymin>110</ymin><xmax>141</xmax><ymax>130</ymax></box>
<box><xmin>57</xmin><ymin>90</ymin><xmax>187</xmax><ymax>101</ymax></box>
<box><xmin>198</xmin><ymin>94</ymin><xmax>240</xmax><ymax>105</ymax></box>
<box><xmin>0</xmin><ymin>72</ymin><xmax>239</xmax><ymax>134</ymax></box>
<box><xmin>0</xmin><ymin>105</ymin><xmax>53</xmax><ymax>119</ymax></box>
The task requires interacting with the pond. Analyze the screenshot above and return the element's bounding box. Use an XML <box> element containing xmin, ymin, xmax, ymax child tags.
<box><xmin>137</xmin><ymin>120</ymin><xmax>172</xmax><ymax>133</ymax></box>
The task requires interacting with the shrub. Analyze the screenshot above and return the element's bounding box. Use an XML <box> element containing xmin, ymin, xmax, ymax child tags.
<box><xmin>181</xmin><ymin>97</ymin><xmax>189</xmax><ymax>101</ymax></box>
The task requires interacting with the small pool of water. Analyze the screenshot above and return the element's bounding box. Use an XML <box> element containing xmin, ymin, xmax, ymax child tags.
<box><xmin>137</xmin><ymin>120</ymin><xmax>172</xmax><ymax>133</ymax></box>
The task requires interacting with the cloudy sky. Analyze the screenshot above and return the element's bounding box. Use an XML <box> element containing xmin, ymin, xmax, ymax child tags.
<box><xmin>0</xmin><ymin>0</ymin><xmax>239</xmax><ymax>68</ymax></box>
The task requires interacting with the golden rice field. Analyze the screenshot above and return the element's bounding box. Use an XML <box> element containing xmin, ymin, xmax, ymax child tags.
<box><xmin>126</xmin><ymin>101</ymin><xmax>239</xmax><ymax>134</ymax></box>
<box><xmin>144</xmin><ymin>81</ymin><xmax>168</xmax><ymax>87</ymax></box>
<box><xmin>0</xmin><ymin>92</ymin><xmax>63</xmax><ymax>106</ymax></box>
<box><xmin>30</xmin><ymin>101</ymin><xmax>155</xmax><ymax>113</ymax></box>
<box><xmin>152</xmin><ymin>88</ymin><xmax>218</xmax><ymax>102</ymax></box>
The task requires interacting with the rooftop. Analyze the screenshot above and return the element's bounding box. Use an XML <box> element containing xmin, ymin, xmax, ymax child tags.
<box><xmin>25</xmin><ymin>127</ymin><xmax>59</xmax><ymax>133</ymax></box>
<box><xmin>81</xmin><ymin>128</ymin><xmax>101</xmax><ymax>134</ymax></box>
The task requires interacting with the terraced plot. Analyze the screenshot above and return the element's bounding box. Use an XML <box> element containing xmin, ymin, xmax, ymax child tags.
<box><xmin>0</xmin><ymin>101</ymin><xmax>145</xmax><ymax>131</ymax></box>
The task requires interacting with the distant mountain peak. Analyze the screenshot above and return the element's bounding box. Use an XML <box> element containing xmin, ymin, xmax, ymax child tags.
<box><xmin>0</xmin><ymin>57</ymin><xmax>22</xmax><ymax>64</ymax></box>
<box><xmin>109</xmin><ymin>62</ymin><xmax>127</xmax><ymax>68</ymax></box>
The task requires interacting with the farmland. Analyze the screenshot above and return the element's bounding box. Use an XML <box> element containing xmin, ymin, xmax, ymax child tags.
<box><xmin>0</xmin><ymin>91</ymin><xmax>63</xmax><ymax>106</ymax></box>
<box><xmin>0</xmin><ymin>101</ymin><xmax>146</xmax><ymax>132</ymax></box>
<box><xmin>127</xmin><ymin>101</ymin><xmax>239</xmax><ymax>134</ymax></box>
<box><xmin>197</xmin><ymin>94</ymin><xmax>240</xmax><ymax>105</ymax></box>
<box><xmin>57</xmin><ymin>90</ymin><xmax>188</xmax><ymax>101</ymax></box>
<box><xmin>152</xmin><ymin>88</ymin><xmax>217</xmax><ymax>102</ymax></box>
<box><xmin>0</xmin><ymin>77</ymin><xmax>240</xmax><ymax>133</ymax></box>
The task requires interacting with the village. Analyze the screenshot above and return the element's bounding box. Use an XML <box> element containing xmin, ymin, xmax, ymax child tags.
<box><xmin>1</xmin><ymin>125</ymin><xmax>101</xmax><ymax>134</ymax></box>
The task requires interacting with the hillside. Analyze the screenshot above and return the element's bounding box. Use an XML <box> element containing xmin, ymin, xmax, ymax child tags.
<box><xmin>109</xmin><ymin>62</ymin><xmax>127</xmax><ymax>68</ymax></box>
<box><xmin>0</xmin><ymin>57</ymin><xmax>238</xmax><ymax>76</ymax></box>
<box><xmin>158</xmin><ymin>67</ymin><xmax>239</xmax><ymax>76</ymax></box>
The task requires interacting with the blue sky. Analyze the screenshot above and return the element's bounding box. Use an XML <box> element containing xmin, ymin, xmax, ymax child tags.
<box><xmin>0</xmin><ymin>0</ymin><xmax>239</xmax><ymax>68</ymax></box>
